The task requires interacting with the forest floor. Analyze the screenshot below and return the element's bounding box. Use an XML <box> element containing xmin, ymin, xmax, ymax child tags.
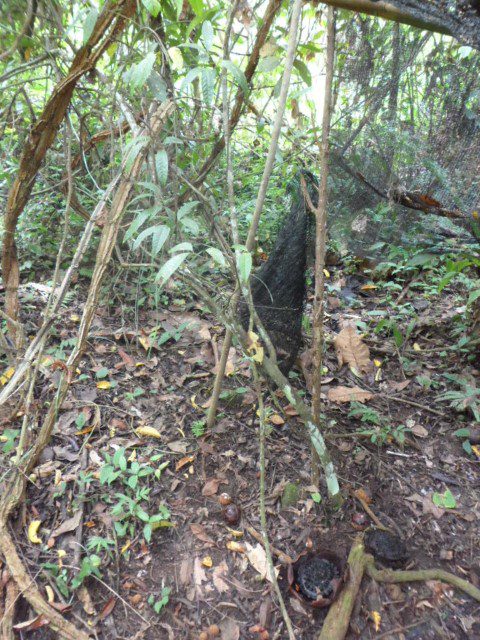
<box><xmin>1</xmin><ymin>263</ymin><xmax>479</xmax><ymax>640</ymax></box>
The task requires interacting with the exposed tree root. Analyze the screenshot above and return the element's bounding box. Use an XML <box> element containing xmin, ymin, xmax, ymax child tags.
<box><xmin>318</xmin><ymin>535</ymin><xmax>480</xmax><ymax>640</ymax></box>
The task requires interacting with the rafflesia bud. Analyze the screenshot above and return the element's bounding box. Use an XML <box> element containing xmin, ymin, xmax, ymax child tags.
<box><xmin>223</xmin><ymin>504</ymin><xmax>241</xmax><ymax>525</ymax></box>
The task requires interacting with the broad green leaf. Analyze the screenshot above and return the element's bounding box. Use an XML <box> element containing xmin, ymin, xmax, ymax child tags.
<box><xmin>83</xmin><ymin>9</ymin><xmax>98</xmax><ymax>44</ymax></box>
<box><xmin>181</xmin><ymin>67</ymin><xmax>202</xmax><ymax>90</ymax></box>
<box><xmin>221</xmin><ymin>60</ymin><xmax>249</xmax><ymax>95</ymax></box>
<box><xmin>124</xmin><ymin>52</ymin><xmax>156</xmax><ymax>92</ymax></box>
<box><xmin>124</xmin><ymin>138</ymin><xmax>148</xmax><ymax>173</ymax></box>
<box><xmin>177</xmin><ymin>201</ymin><xmax>199</xmax><ymax>220</ymax></box>
<box><xmin>152</xmin><ymin>226</ymin><xmax>170</xmax><ymax>256</ymax></box>
<box><xmin>407</xmin><ymin>253</ymin><xmax>436</xmax><ymax>267</ymax></box>
<box><xmin>206</xmin><ymin>247</ymin><xmax>226</xmax><ymax>267</ymax></box>
<box><xmin>169</xmin><ymin>242</ymin><xmax>193</xmax><ymax>253</ymax></box>
<box><xmin>293</xmin><ymin>58</ymin><xmax>312</xmax><ymax>86</ymax></box>
<box><xmin>155</xmin><ymin>150</ymin><xmax>168</xmax><ymax>186</ymax></box>
<box><xmin>156</xmin><ymin>253</ymin><xmax>189</xmax><ymax>286</ymax></box>
<box><xmin>180</xmin><ymin>217</ymin><xmax>200</xmax><ymax>235</ymax></box>
<box><xmin>237</xmin><ymin>251</ymin><xmax>252</xmax><ymax>283</ymax></box>
<box><xmin>201</xmin><ymin>67</ymin><xmax>215</xmax><ymax>105</ymax></box>
<box><xmin>201</xmin><ymin>20</ymin><xmax>214</xmax><ymax>52</ymax></box>
<box><xmin>124</xmin><ymin>211</ymin><xmax>150</xmax><ymax>242</ymax></box>
<box><xmin>187</xmin><ymin>0</ymin><xmax>203</xmax><ymax>15</ymax></box>
<box><xmin>258</xmin><ymin>56</ymin><xmax>280</xmax><ymax>73</ymax></box>
<box><xmin>141</xmin><ymin>0</ymin><xmax>161</xmax><ymax>17</ymax></box>
<box><xmin>133</xmin><ymin>225</ymin><xmax>166</xmax><ymax>250</ymax></box>
<box><xmin>467</xmin><ymin>289</ymin><xmax>480</xmax><ymax>306</ymax></box>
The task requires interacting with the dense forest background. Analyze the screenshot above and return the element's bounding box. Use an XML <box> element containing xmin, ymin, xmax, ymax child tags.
<box><xmin>0</xmin><ymin>1</ymin><xmax>479</xmax><ymax>639</ymax></box>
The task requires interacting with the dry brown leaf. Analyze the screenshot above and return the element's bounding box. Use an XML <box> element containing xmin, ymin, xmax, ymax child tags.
<box><xmin>411</xmin><ymin>423</ymin><xmax>429</xmax><ymax>438</ymax></box>
<box><xmin>193</xmin><ymin>557</ymin><xmax>208</xmax><ymax>595</ymax></box>
<box><xmin>270</xmin><ymin>414</ymin><xmax>285</xmax><ymax>425</ymax></box>
<box><xmin>202</xmin><ymin>477</ymin><xmax>222</xmax><ymax>497</ymax></box>
<box><xmin>334</xmin><ymin>325</ymin><xmax>372</xmax><ymax>375</ymax></box>
<box><xmin>244</xmin><ymin>542</ymin><xmax>278</xmax><ymax>583</ymax></box>
<box><xmin>212</xmin><ymin>561</ymin><xmax>230</xmax><ymax>593</ymax></box>
<box><xmin>51</xmin><ymin>512</ymin><xmax>82</xmax><ymax>538</ymax></box>
<box><xmin>328</xmin><ymin>385</ymin><xmax>373</xmax><ymax>404</ymax></box>
<box><xmin>176</xmin><ymin>455</ymin><xmax>195</xmax><ymax>471</ymax></box>
<box><xmin>219</xmin><ymin>618</ymin><xmax>240</xmax><ymax>640</ymax></box>
<box><xmin>190</xmin><ymin>523</ymin><xmax>214</xmax><ymax>545</ymax></box>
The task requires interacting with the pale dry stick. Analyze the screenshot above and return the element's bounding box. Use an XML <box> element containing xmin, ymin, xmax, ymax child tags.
<box><xmin>206</xmin><ymin>0</ymin><xmax>241</xmax><ymax>429</ymax></box>
<box><xmin>253</xmin><ymin>363</ymin><xmax>296</xmax><ymax>640</ymax></box>
<box><xmin>311</xmin><ymin>6</ymin><xmax>336</xmax><ymax>487</ymax></box>
<box><xmin>207</xmin><ymin>0</ymin><xmax>304</xmax><ymax>428</ymax></box>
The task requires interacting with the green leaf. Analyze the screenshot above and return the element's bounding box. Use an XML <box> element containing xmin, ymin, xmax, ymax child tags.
<box><xmin>180</xmin><ymin>217</ymin><xmax>200</xmax><ymax>235</ymax></box>
<box><xmin>177</xmin><ymin>201</ymin><xmax>199</xmax><ymax>220</ymax></box>
<box><xmin>124</xmin><ymin>211</ymin><xmax>150</xmax><ymax>242</ymax></box>
<box><xmin>155</xmin><ymin>150</ymin><xmax>168</xmax><ymax>186</ymax></box>
<box><xmin>467</xmin><ymin>289</ymin><xmax>480</xmax><ymax>306</ymax></box>
<box><xmin>201</xmin><ymin>20</ymin><xmax>214</xmax><ymax>52</ymax></box>
<box><xmin>141</xmin><ymin>0</ymin><xmax>161</xmax><ymax>17</ymax></box>
<box><xmin>221</xmin><ymin>60</ymin><xmax>249</xmax><ymax>95</ymax></box>
<box><xmin>293</xmin><ymin>58</ymin><xmax>312</xmax><ymax>86</ymax></box>
<box><xmin>206</xmin><ymin>247</ymin><xmax>226</xmax><ymax>267</ymax></box>
<box><xmin>96</xmin><ymin>367</ymin><xmax>109</xmax><ymax>379</ymax></box>
<box><xmin>453</xmin><ymin>428</ymin><xmax>471</xmax><ymax>438</ymax></box>
<box><xmin>169</xmin><ymin>242</ymin><xmax>193</xmax><ymax>253</ymax></box>
<box><xmin>125</xmin><ymin>52</ymin><xmax>156</xmax><ymax>92</ymax></box>
<box><xmin>156</xmin><ymin>253</ymin><xmax>189</xmax><ymax>286</ymax></box>
<box><xmin>258</xmin><ymin>56</ymin><xmax>281</xmax><ymax>73</ymax></box>
<box><xmin>187</xmin><ymin>0</ymin><xmax>204</xmax><ymax>15</ymax></box>
<box><xmin>311</xmin><ymin>492</ymin><xmax>322</xmax><ymax>504</ymax></box>
<box><xmin>133</xmin><ymin>225</ymin><xmax>167</xmax><ymax>251</ymax></box>
<box><xmin>181</xmin><ymin>67</ymin><xmax>202</xmax><ymax>90</ymax></box>
<box><xmin>83</xmin><ymin>9</ymin><xmax>98</xmax><ymax>44</ymax></box>
<box><xmin>432</xmin><ymin>489</ymin><xmax>456</xmax><ymax>509</ymax></box>
<box><xmin>237</xmin><ymin>251</ymin><xmax>252</xmax><ymax>283</ymax></box>
<box><xmin>201</xmin><ymin>67</ymin><xmax>215</xmax><ymax>106</ymax></box>
<box><xmin>152</xmin><ymin>226</ymin><xmax>170</xmax><ymax>256</ymax></box>
<box><xmin>406</xmin><ymin>252</ymin><xmax>436</xmax><ymax>267</ymax></box>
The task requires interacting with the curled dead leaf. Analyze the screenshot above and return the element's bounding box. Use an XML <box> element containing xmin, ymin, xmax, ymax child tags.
<box><xmin>328</xmin><ymin>385</ymin><xmax>373</xmax><ymax>404</ymax></box>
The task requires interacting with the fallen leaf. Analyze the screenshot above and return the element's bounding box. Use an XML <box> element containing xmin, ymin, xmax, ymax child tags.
<box><xmin>28</xmin><ymin>520</ymin><xmax>42</xmax><ymax>544</ymax></box>
<box><xmin>166</xmin><ymin>440</ymin><xmax>188</xmax><ymax>453</ymax></box>
<box><xmin>51</xmin><ymin>512</ymin><xmax>82</xmax><ymax>538</ymax></box>
<box><xmin>193</xmin><ymin>557</ymin><xmax>208</xmax><ymax>595</ymax></box>
<box><xmin>212</xmin><ymin>561</ymin><xmax>230</xmax><ymax>593</ymax></box>
<box><xmin>226</xmin><ymin>541</ymin><xmax>246</xmax><ymax>553</ymax></box>
<box><xmin>411</xmin><ymin>423</ymin><xmax>429</xmax><ymax>438</ymax></box>
<box><xmin>202</xmin><ymin>478</ymin><xmax>222</xmax><ymax>497</ymax></box>
<box><xmin>190</xmin><ymin>523</ymin><xmax>214</xmax><ymax>545</ymax></box>
<box><xmin>371</xmin><ymin>610</ymin><xmax>381</xmax><ymax>632</ymax></box>
<box><xmin>245</xmin><ymin>542</ymin><xmax>278</xmax><ymax>582</ymax></box>
<box><xmin>334</xmin><ymin>325</ymin><xmax>372</xmax><ymax>375</ymax></box>
<box><xmin>201</xmin><ymin>556</ymin><xmax>213</xmax><ymax>568</ymax></box>
<box><xmin>176</xmin><ymin>455</ymin><xmax>195</xmax><ymax>471</ymax></box>
<box><xmin>96</xmin><ymin>380</ymin><xmax>111</xmax><ymax>390</ymax></box>
<box><xmin>219</xmin><ymin>618</ymin><xmax>240</xmax><ymax>640</ymax></box>
<box><xmin>135</xmin><ymin>426</ymin><xmax>162</xmax><ymax>439</ymax></box>
<box><xmin>270</xmin><ymin>414</ymin><xmax>285</xmax><ymax>425</ymax></box>
<box><xmin>328</xmin><ymin>385</ymin><xmax>373</xmax><ymax>404</ymax></box>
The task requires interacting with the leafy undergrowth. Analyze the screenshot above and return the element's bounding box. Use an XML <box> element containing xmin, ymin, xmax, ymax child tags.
<box><xmin>1</xmin><ymin>260</ymin><xmax>479</xmax><ymax>640</ymax></box>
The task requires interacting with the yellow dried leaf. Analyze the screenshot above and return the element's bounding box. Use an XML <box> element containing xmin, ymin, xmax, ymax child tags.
<box><xmin>472</xmin><ymin>445</ymin><xmax>480</xmax><ymax>458</ymax></box>
<box><xmin>247</xmin><ymin>331</ymin><xmax>264</xmax><ymax>363</ymax></box>
<box><xmin>226</xmin><ymin>541</ymin><xmax>246</xmax><ymax>553</ymax></box>
<box><xmin>0</xmin><ymin>367</ymin><xmax>15</xmax><ymax>385</ymax></box>
<box><xmin>373</xmin><ymin>359</ymin><xmax>382</xmax><ymax>367</ymax></box>
<box><xmin>270</xmin><ymin>414</ymin><xmax>285</xmax><ymax>425</ymax></box>
<box><xmin>138</xmin><ymin>336</ymin><xmax>151</xmax><ymax>351</ymax></box>
<box><xmin>472</xmin><ymin>210</ymin><xmax>479</xmax><ymax>219</ymax></box>
<box><xmin>70</xmin><ymin>314</ymin><xmax>80</xmax><ymax>322</ymax></box>
<box><xmin>227</xmin><ymin>528</ymin><xmax>244</xmax><ymax>538</ymax></box>
<box><xmin>135</xmin><ymin>426</ymin><xmax>162</xmax><ymax>439</ymax></box>
<box><xmin>45</xmin><ymin>585</ymin><xmax>55</xmax><ymax>603</ymax></box>
<box><xmin>28</xmin><ymin>520</ymin><xmax>42</xmax><ymax>544</ymax></box>
<box><xmin>121</xmin><ymin>540</ymin><xmax>131</xmax><ymax>554</ymax></box>
<box><xmin>191</xmin><ymin>394</ymin><xmax>200</xmax><ymax>409</ymax></box>
<box><xmin>372</xmin><ymin>610</ymin><xmax>381</xmax><ymax>631</ymax></box>
<box><xmin>96</xmin><ymin>380</ymin><xmax>111</xmax><ymax>390</ymax></box>
<box><xmin>361</xmin><ymin>283</ymin><xmax>378</xmax><ymax>291</ymax></box>
<box><xmin>323</xmin><ymin>268</ymin><xmax>330</xmax><ymax>278</ymax></box>
<box><xmin>201</xmin><ymin>556</ymin><xmax>213</xmax><ymax>568</ymax></box>
<box><xmin>413</xmin><ymin>343</ymin><xmax>421</xmax><ymax>351</ymax></box>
